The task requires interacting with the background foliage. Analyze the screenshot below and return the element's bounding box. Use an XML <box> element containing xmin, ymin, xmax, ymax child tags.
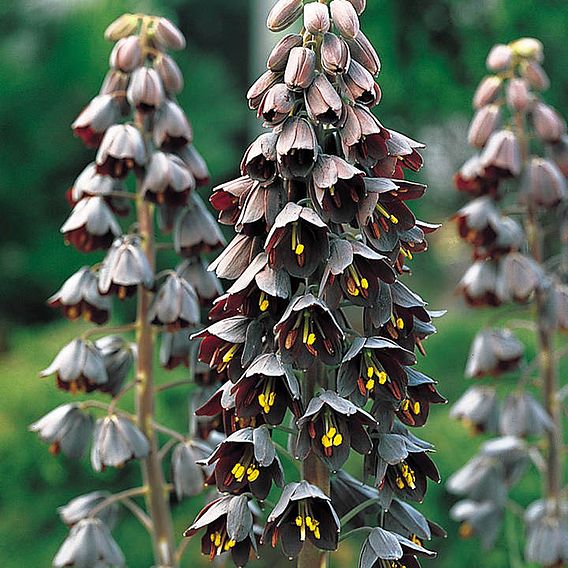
<box><xmin>0</xmin><ymin>0</ymin><xmax>567</xmax><ymax>566</ymax></box>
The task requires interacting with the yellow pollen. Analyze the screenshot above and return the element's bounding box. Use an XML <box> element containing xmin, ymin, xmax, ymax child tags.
<box><xmin>259</xmin><ymin>293</ymin><xmax>270</xmax><ymax>312</ymax></box>
<box><xmin>118</xmin><ymin>286</ymin><xmax>127</xmax><ymax>300</ymax></box>
<box><xmin>314</xmin><ymin>527</ymin><xmax>321</xmax><ymax>539</ymax></box>
<box><xmin>295</xmin><ymin>243</ymin><xmax>305</xmax><ymax>255</ymax></box>
<box><xmin>248</xmin><ymin>468</ymin><xmax>260</xmax><ymax>482</ymax></box>
<box><xmin>390</xmin><ymin>215</ymin><xmax>399</xmax><ymax>224</ymax></box>
<box><xmin>210</xmin><ymin>533</ymin><xmax>215</xmax><ymax>542</ymax></box>
<box><xmin>361</xmin><ymin>278</ymin><xmax>369</xmax><ymax>289</ymax></box>
<box><xmin>295</xmin><ymin>516</ymin><xmax>303</xmax><ymax>527</ymax></box>
<box><xmin>378</xmin><ymin>371</ymin><xmax>388</xmax><ymax>384</ymax></box>
<box><xmin>321</xmin><ymin>435</ymin><xmax>332</xmax><ymax>448</ymax></box>
<box><xmin>67</xmin><ymin>306</ymin><xmax>78</xmax><ymax>319</ymax></box>
<box><xmin>327</xmin><ymin>427</ymin><xmax>336</xmax><ymax>438</ymax></box>
<box><xmin>396</xmin><ymin>317</ymin><xmax>404</xmax><ymax>329</ymax></box>
<box><xmin>214</xmin><ymin>533</ymin><xmax>222</xmax><ymax>547</ymax></box>
<box><xmin>225</xmin><ymin>539</ymin><xmax>236</xmax><ymax>550</ymax></box>
<box><xmin>366</xmin><ymin>378</ymin><xmax>375</xmax><ymax>391</ymax></box>
<box><xmin>367</xmin><ymin>366</ymin><xmax>374</xmax><ymax>378</ymax></box>
<box><xmin>413</xmin><ymin>402</ymin><xmax>421</xmax><ymax>414</ymax></box>
<box><xmin>307</xmin><ymin>333</ymin><xmax>316</xmax><ymax>345</ymax></box>
<box><xmin>402</xmin><ymin>400</ymin><xmax>410</xmax><ymax>411</ymax></box>
<box><xmin>222</xmin><ymin>345</ymin><xmax>238</xmax><ymax>364</ymax></box>
<box><xmin>333</xmin><ymin>434</ymin><xmax>343</xmax><ymax>446</ymax></box>
<box><xmin>396</xmin><ymin>477</ymin><xmax>405</xmax><ymax>489</ymax></box>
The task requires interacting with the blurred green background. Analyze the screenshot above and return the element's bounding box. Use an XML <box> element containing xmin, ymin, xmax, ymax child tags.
<box><xmin>1</xmin><ymin>0</ymin><xmax>567</xmax><ymax>566</ymax></box>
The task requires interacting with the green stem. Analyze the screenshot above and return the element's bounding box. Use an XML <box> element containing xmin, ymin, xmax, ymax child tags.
<box><xmin>339</xmin><ymin>498</ymin><xmax>383</xmax><ymax>527</ymax></box>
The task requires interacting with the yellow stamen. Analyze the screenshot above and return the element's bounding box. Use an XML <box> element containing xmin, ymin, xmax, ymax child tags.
<box><xmin>222</xmin><ymin>345</ymin><xmax>238</xmax><ymax>364</ymax></box>
<box><xmin>413</xmin><ymin>401</ymin><xmax>421</xmax><ymax>414</ymax></box>
<box><xmin>295</xmin><ymin>243</ymin><xmax>305</xmax><ymax>255</ymax></box>
<box><xmin>378</xmin><ymin>371</ymin><xmax>388</xmax><ymax>384</ymax></box>
<box><xmin>321</xmin><ymin>435</ymin><xmax>332</xmax><ymax>448</ymax></box>
<box><xmin>333</xmin><ymin>434</ymin><xmax>343</xmax><ymax>446</ymax></box>
<box><xmin>366</xmin><ymin>378</ymin><xmax>375</xmax><ymax>391</ymax></box>
<box><xmin>367</xmin><ymin>366</ymin><xmax>374</xmax><ymax>378</ymax></box>
<box><xmin>360</xmin><ymin>278</ymin><xmax>369</xmax><ymax>289</ymax></box>
<box><xmin>396</xmin><ymin>317</ymin><xmax>404</xmax><ymax>330</ymax></box>
<box><xmin>307</xmin><ymin>333</ymin><xmax>316</xmax><ymax>345</ymax></box>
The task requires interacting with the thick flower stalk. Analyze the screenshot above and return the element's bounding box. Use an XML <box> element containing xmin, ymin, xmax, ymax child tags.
<box><xmin>186</xmin><ymin>1</ymin><xmax>446</xmax><ymax>567</ymax></box>
<box><xmin>31</xmin><ymin>13</ymin><xmax>224</xmax><ymax>568</ymax></box>
<box><xmin>449</xmin><ymin>38</ymin><xmax>568</xmax><ymax>567</ymax></box>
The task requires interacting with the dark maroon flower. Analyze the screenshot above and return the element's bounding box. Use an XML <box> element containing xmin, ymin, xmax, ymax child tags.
<box><xmin>200</xmin><ymin>425</ymin><xmax>284</xmax><ymax>500</ymax></box>
<box><xmin>295</xmin><ymin>390</ymin><xmax>377</xmax><ymax>470</ymax></box>
<box><xmin>261</xmin><ymin>481</ymin><xmax>340</xmax><ymax>557</ymax></box>
<box><xmin>454</xmin><ymin>155</ymin><xmax>500</xmax><ymax>198</ymax></box>
<box><xmin>274</xmin><ymin>294</ymin><xmax>344</xmax><ymax>369</ymax></box>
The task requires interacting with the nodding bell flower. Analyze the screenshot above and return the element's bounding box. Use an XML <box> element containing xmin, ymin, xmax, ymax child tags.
<box><xmin>261</xmin><ymin>481</ymin><xmax>340</xmax><ymax>557</ymax></box>
<box><xmin>53</xmin><ymin>518</ymin><xmax>125</xmax><ymax>568</ymax></box>
<box><xmin>58</xmin><ymin>490</ymin><xmax>118</xmax><ymax>529</ymax></box>
<box><xmin>96</xmin><ymin>124</ymin><xmax>146</xmax><ymax>178</ymax></box>
<box><xmin>178</xmin><ymin>143</ymin><xmax>210</xmax><ymax>186</ymax></box>
<box><xmin>241</xmin><ymin>132</ymin><xmax>278</xmax><ymax>183</ymax></box>
<box><xmin>274</xmin><ymin>294</ymin><xmax>344</xmax><ymax>369</ymax></box>
<box><xmin>305</xmin><ymin>74</ymin><xmax>343</xmax><ymax>124</ymax></box>
<box><xmin>284</xmin><ymin>47</ymin><xmax>316</xmax><ymax>91</ymax></box>
<box><xmin>231</xmin><ymin>353</ymin><xmax>302</xmax><ymax>426</ymax></box>
<box><xmin>94</xmin><ymin>335</ymin><xmax>134</xmax><ymax>396</ymax></box>
<box><xmin>265</xmin><ymin>203</ymin><xmax>329</xmax><ymax>278</ymax></box>
<box><xmin>91</xmin><ymin>414</ymin><xmax>149</xmax><ymax>471</ymax></box>
<box><xmin>321</xmin><ymin>32</ymin><xmax>351</xmax><ymax>76</ymax></box>
<box><xmin>153</xmin><ymin>99</ymin><xmax>193</xmax><ymax>150</ymax></box>
<box><xmin>200</xmin><ymin>425</ymin><xmax>284</xmax><ymax>500</ymax></box>
<box><xmin>48</xmin><ymin>267</ymin><xmax>111</xmax><ymax>324</ymax></box>
<box><xmin>61</xmin><ymin>196</ymin><xmax>122</xmax><ymax>253</ymax></box>
<box><xmin>142</xmin><ymin>151</ymin><xmax>195</xmax><ymax>206</ymax></box>
<box><xmin>524</xmin><ymin>499</ymin><xmax>568</xmax><ymax>566</ymax></box>
<box><xmin>72</xmin><ymin>94</ymin><xmax>122</xmax><ymax>148</ymax></box>
<box><xmin>194</xmin><ymin>316</ymin><xmax>251</xmax><ymax>379</ymax></box>
<box><xmin>247</xmin><ymin>70</ymin><xmax>282</xmax><ymax>110</ymax></box>
<box><xmin>367</xmin><ymin>427</ymin><xmax>440</xmax><ymax>504</ymax></box>
<box><xmin>30</xmin><ymin>403</ymin><xmax>93</xmax><ymax>459</ymax></box>
<box><xmin>267</xmin><ymin>33</ymin><xmax>303</xmax><ymax>72</ymax></box>
<box><xmin>98</xmin><ymin>236</ymin><xmax>154</xmax><ymax>299</ymax></box>
<box><xmin>454</xmin><ymin>155</ymin><xmax>500</xmax><ymax>198</ymax></box>
<box><xmin>159</xmin><ymin>329</ymin><xmax>192</xmax><ymax>370</ymax></box>
<box><xmin>267</xmin><ymin>0</ymin><xmax>304</xmax><ymax>32</ymax></box>
<box><xmin>309</xmin><ymin>154</ymin><xmax>365</xmax><ymax>223</ymax></box>
<box><xmin>396</xmin><ymin>368</ymin><xmax>446</xmax><ymax>428</ymax></box>
<box><xmin>154</xmin><ymin>53</ymin><xmax>184</xmax><ymax>94</ymax></box>
<box><xmin>337</xmin><ymin>337</ymin><xmax>415</xmax><ymax>405</ymax></box>
<box><xmin>521</xmin><ymin>156</ymin><xmax>567</xmax><ymax>208</ymax></box>
<box><xmin>450</xmin><ymin>386</ymin><xmax>499</xmax><ymax>434</ymax></box>
<box><xmin>295</xmin><ymin>390</ymin><xmax>377</xmax><ymax>471</ymax></box>
<box><xmin>450</xmin><ymin>500</ymin><xmax>504</xmax><ymax>549</ymax></box>
<box><xmin>465</xmin><ymin>328</ymin><xmax>524</xmax><ymax>378</ymax></box>
<box><xmin>331</xmin><ymin>470</ymin><xmax>381</xmax><ymax>527</ymax></box>
<box><xmin>532</xmin><ymin>102</ymin><xmax>566</xmax><ymax>143</ymax></box>
<box><xmin>499</xmin><ymin>391</ymin><xmax>552</xmax><ymax>438</ymax></box>
<box><xmin>346</xmin><ymin>31</ymin><xmax>381</xmax><ymax>76</ymax></box>
<box><xmin>343</xmin><ymin>60</ymin><xmax>381</xmax><ymax>107</ymax></box>
<box><xmin>177</xmin><ymin>258</ymin><xmax>222</xmax><ymax>305</ymax></box>
<box><xmin>148</xmin><ymin>273</ymin><xmax>200</xmax><ymax>330</ymax></box>
<box><xmin>496</xmin><ymin>252</ymin><xmax>543</xmax><ymax>303</ymax></box>
<box><xmin>174</xmin><ymin>195</ymin><xmax>226</xmax><ymax>257</ymax></box>
<box><xmin>457</xmin><ymin>259</ymin><xmax>501</xmax><ymax>307</ymax></box>
<box><xmin>171</xmin><ymin>440</ymin><xmax>210</xmax><ymax>500</ymax></box>
<box><xmin>473</xmin><ymin>75</ymin><xmax>503</xmax><ymax>109</ymax></box>
<box><xmin>454</xmin><ymin>197</ymin><xmax>502</xmax><ymax>248</ymax></box>
<box><xmin>467</xmin><ymin>104</ymin><xmax>501</xmax><ymax>148</ymax></box>
<box><xmin>257</xmin><ymin>83</ymin><xmax>295</xmax><ymax>126</ymax></box>
<box><xmin>321</xmin><ymin>239</ymin><xmax>395</xmax><ymax>309</ymax></box>
<box><xmin>208</xmin><ymin>233</ymin><xmax>265</xmax><ymax>281</ymax></box>
<box><xmin>276</xmin><ymin>117</ymin><xmax>318</xmax><ymax>179</ymax></box>
<box><xmin>184</xmin><ymin>494</ymin><xmax>257</xmax><ymax>566</ymax></box>
<box><xmin>384</xmin><ymin>498</ymin><xmax>446</xmax><ymax>544</ymax></box>
<box><xmin>109</xmin><ymin>35</ymin><xmax>142</xmax><ymax>72</ymax></box>
<box><xmin>479</xmin><ymin>129</ymin><xmax>522</xmax><ymax>178</ymax></box>
<box><xmin>40</xmin><ymin>338</ymin><xmax>108</xmax><ymax>394</ymax></box>
<box><xmin>358</xmin><ymin>527</ymin><xmax>436</xmax><ymax>568</ymax></box>
<box><xmin>127</xmin><ymin>66</ymin><xmax>165</xmax><ymax>113</ymax></box>
<box><xmin>210</xmin><ymin>253</ymin><xmax>290</xmax><ymax>320</ymax></box>
<box><xmin>151</xmin><ymin>17</ymin><xmax>186</xmax><ymax>51</ymax></box>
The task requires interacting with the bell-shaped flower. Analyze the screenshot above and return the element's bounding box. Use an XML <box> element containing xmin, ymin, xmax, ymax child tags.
<box><xmin>331</xmin><ymin>469</ymin><xmax>381</xmax><ymax>527</ymax></box>
<box><xmin>154</xmin><ymin>53</ymin><xmax>184</xmax><ymax>95</ymax></box>
<box><xmin>208</xmin><ymin>233</ymin><xmax>264</xmax><ymax>281</ymax></box>
<box><xmin>383</xmin><ymin>498</ymin><xmax>446</xmax><ymax>545</ymax></box>
<box><xmin>94</xmin><ymin>335</ymin><xmax>134</xmax><ymax>396</ymax></box>
<box><xmin>295</xmin><ymin>390</ymin><xmax>377</xmax><ymax>471</ymax></box>
<box><xmin>305</xmin><ymin>74</ymin><xmax>343</xmax><ymax>124</ymax></box>
<box><xmin>184</xmin><ymin>494</ymin><xmax>257</xmax><ymax>566</ymax></box>
<box><xmin>58</xmin><ymin>491</ymin><xmax>118</xmax><ymax>529</ymax></box>
<box><xmin>48</xmin><ymin>267</ymin><xmax>111</xmax><ymax>324</ymax></box>
<box><xmin>174</xmin><ymin>194</ymin><xmax>226</xmax><ymax>257</ymax></box>
<box><xmin>467</xmin><ymin>329</ymin><xmax>524</xmax><ymax>380</ymax></box>
<box><xmin>457</xmin><ymin>259</ymin><xmax>501</xmax><ymax>307</ymax></box>
<box><xmin>346</xmin><ymin>31</ymin><xmax>381</xmax><ymax>76</ymax></box>
<box><xmin>449</xmin><ymin>500</ymin><xmax>503</xmax><ymax>549</ymax></box>
<box><xmin>53</xmin><ymin>518</ymin><xmax>125</xmax><ymax>568</ymax></box>
<box><xmin>142</xmin><ymin>151</ymin><xmax>195</xmax><ymax>206</ymax></box>
<box><xmin>177</xmin><ymin>258</ymin><xmax>222</xmax><ymax>304</ymax></box>
<box><xmin>473</xmin><ymin>75</ymin><xmax>503</xmax><ymax>109</ymax></box>
<box><xmin>109</xmin><ymin>35</ymin><xmax>142</xmax><ymax>72</ymax></box>
<box><xmin>261</xmin><ymin>481</ymin><xmax>340</xmax><ymax>557</ymax></box>
<box><xmin>96</xmin><ymin>124</ymin><xmax>146</xmax><ymax>178</ymax></box>
<box><xmin>126</xmin><ymin>66</ymin><xmax>164</xmax><ymax>113</ymax></box>
<box><xmin>72</xmin><ymin>94</ymin><xmax>122</xmax><ymax>148</ymax></box>
<box><xmin>194</xmin><ymin>316</ymin><xmax>251</xmax><ymax>379</ymax></box>
<box><xmin>274</xmin><ymin>294</ymin><xmax>344</xmax><ymax>369</ymax></box>
<box><xmin>532</xmin><ymin>101</ymin><xmax>566</xmax><ymax>143</ymax></box>
<box><xmin>151</xmin><ymin>17</ymin><xmax>186</xmax><ymax>51</ymax></box>
<box><xmin>497</xmin><ymin>252</ymin><xmax>543</xmax><ymax>303</ymax></box>
<box><xmin>358</xmin><ymin>527</ymin><xmax>436</xmax><ymax>568</ymax></box>
<box><xmin>396</xmin><ymin>368</ymin><xmax>446</xmax><ymax>428</ymax></box>
<box><xmin>257</xmin><ymin>83</ymin><xmax>295</xmax><ymax>126</ymax></box>
<box><xmin>467</xmin><ymin>104</ymin><xmax>501</xmax><ymax>148</ymax></box>
<box><xmin>159</xmin><ymin>329</ymin><xmax>192</xmax><ymax>370</ymax></box>
<box><xmin>231</xmin><ymin>353</ymin><xmax>302</xmax><ymax>426</ymax></box>
<box><xmin>153</xmin><ymin>99</ymin><xmax>193</xmax><ymax>150</ymax></box>
<box><xmin>284</xmin><ymin>47</ymin><xmax>316</xmax><ymax>91</ymax></box>
<box><xmin>199</xmin><ymin>425</ymin><xmax>284</xmax><ymax>500</ymax></box>
<box><xmin>499</xmin><ymin>391</ymin><xmax>552</xmax><ymax>438</ymax></box>
<box><xmin>276</xmin><ymin>116</ymin><xmax>318</xmax><ymax>179</ymax></box>
<box><xmin>344</xmin><ymin>59</ymin><xmax>381</xmax><ymax>107</ymax></box>
<box><xmin>91</xmin><ymin>414</ymin><xmax>149</xmax><ymax>471</ymax></box>
<box><xmin>171</xmin><ymin>439</ymin><xmax>211</xmax><ymax>500</ymax></box>
<box><xmin>30</xmin><ymin>403</ymin><xmax>93</xmax><ymax>459</ymax></box>
<box><xmin>61</xmin><ymin>196</ymin><xmax>122</xmax><ymax>253</ymax></box>
<box><xmin>148</xmin><ymin>273</ymin><xmax>200</xmax><ymax>330</ymax></box>
<box><xmin>524</xmin><ymin>499</ymin><xmax>568</xmax><ymax>566</ymax></box>
<box><xmin>450</xmin><ymin>386</ymin><xmax>499</xmax><ymax>434</ymax></box>
<box><xmin>98</xmin><ymin>235</ymin><xmax>154</xmax><ymax>299</ymax></box>
<box><xmin>454</xmin><ymin>196</ymin><xmax>502</xmax><ymax>248</ymax></box>
<box><xmin>520</xmin><ymin>156</ymin><xmax>567</xmax><ymax>208</ymax></box>
<box><xmin>178</xmin><ymin>143</ymin><xmax>210</xmax><ymax>186</ymax></box>
<box><xmin>247</xmin><ymin>70</ymin><xmax>282</xmax><ymax>110</ymax></box>
<box><xmin>265</xmin><ymin>203</ymin><xmax>329</xmax><ymax>278</ymax></box>
<box><xmin>321</xmin><ymin>31</ymin><xmax>350</xmax><ymax>75</ymax></box>
<box><xmin>338</xmin><ymin>336</ymin><xmax>415</xmax><ymax>405</ymax></box>
<box><xmin>479</xmin><ymin>129</ymin><xmax>521</xmax><ymax>178</ymax></box>
<box><xmin>241</xmin><ymin>132</ymin><xmax>278</xmax><ymax>182</ymax></box>
<box><xmin>454</xmin><ymin>155</ymin><xmax>500</xmax><ymax>198</ymax></box>
<box><xmin>40</xmin><ymin>338</ymin><xmax>108</xmax><ymax>394</ymax></box>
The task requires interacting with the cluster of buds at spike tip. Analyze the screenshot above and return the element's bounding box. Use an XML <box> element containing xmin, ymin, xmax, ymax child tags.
<box><xmin>33</xmin><ymin>13</ymin><xmax>226</xmax><ymax>568</ymax></box>
<box><xmin>186</xmin><ymin>1</ymin><xmax>446</xmax><ymax>566</ymax></box>
<box><xmin>449</xmin><ymin>38</ymin><xmax>568</xmax><ymax>562</ymax></box>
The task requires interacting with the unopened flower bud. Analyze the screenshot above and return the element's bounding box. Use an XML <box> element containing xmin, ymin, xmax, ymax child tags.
<box><xmin>506</xmin><ymin>78</ymin><xmax>530</xmax><ymax>112</ymax></box>
<box><xmin>104</xmin><ymin>13</ymin><xmax>139</xmax><ymax>41</ymax></box>
<box><xmin>346</xmin><ymin>32</ymin><xmax>381</xmax><ymax>76</ymax></box>
<box><xmin>126</xmin><ymin>67</ymin><xmax>164</xmax><ymax>113</ymax></box>
<box><xmin>550</xmin><ymin>135</ymin><xmax>568</xmax><ymax>177</ymax></box>
<box><xmin>346</xmin><ymin>0</ymin><xmax>366</xmax><ymax>14</ymax></box>
<box><xmin>109</xmin><ymin>36</ymin><xmax>142</xmax><ymax>72</ymax></box>
<box><xmin>95</xmin><ymin>335</ymin><xmax>135</xmax><ymax>396</ymax></box>
<box><xmin>532</xmin><ymin>102</ymin><xmax>566</xmax><ymax>143</ymax></box>
<box><xmin>473</xmin><ymin>76</ymin><xmax>503</xmax><ymax>109</ymax></box>
<box><xmin>304</xmin><ymin>2</ymin><xmax>330</xmax><ymax>34</ymax></box>
<box><xmin>486</xmin><ymin>44</ymin><xmax>512</xmax><ymax>71</ymax></box>
<box><xmin>152</xmin><ymin>17</ymin><xmax>186</xmax><ymax>51</ymax></box>
<box><xmin>72</xmin><ymin>94</ymin><xmax>122</xmax><ymax>148</ymax></box>
<box><xmin>267</xmin><ymin>33</ymin><xmax>303</xmax><ymax>72</ymax></box>
<box><xmin>99</xmin><ymin>69</ymin><xmax>129</xmax><ymax>97</ymax></box>
<box><xmin>153</xmin><ymin>99</ymin><xmax>193</xmax><ymax>150</ymax></box>
<box><xmin>284</xmin><ymin>47</ymin><xmax>316</xmax><ymax>91</ymax></box>
<box><xmin>58</xmin><ymin>491</ymin><xmax>118</xmax><ymax>528</ymax></box>
<box><xmin>468</xmin><ymin>105</ymin><xmax>500</xmax><ymax>148</ymax></box>
<box><xmin>267</xmin><ymin>0</ymin><xmax>304</xmax><ymax>32</ymax></box>
<box><xmin>521</xmin><ymin>60</ymin><xmax>550</xmax><ymax>91</ymax></box>
<box><xmin>178</xmin><ymin>144</ymin><xmax>210</xmax><ymax>186</ymax></box>
<box><xmin>321</xmin><ymin>32</ymin><xmax>351</xmax><ymax>75</ymax></box>
<box><xmin>330</xmin><ymin>0</ymin><xmax>360</xmax><ymax>39</ymax></box>
<box><xmin>154</xmin><ymin>53</ymin><xmax>184</xmax><ymax>94</ymax></box>
<box><xmin>510</xmin><ymin>37</ymin><xmax>543</xmax><ymax>61</ymax></box>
